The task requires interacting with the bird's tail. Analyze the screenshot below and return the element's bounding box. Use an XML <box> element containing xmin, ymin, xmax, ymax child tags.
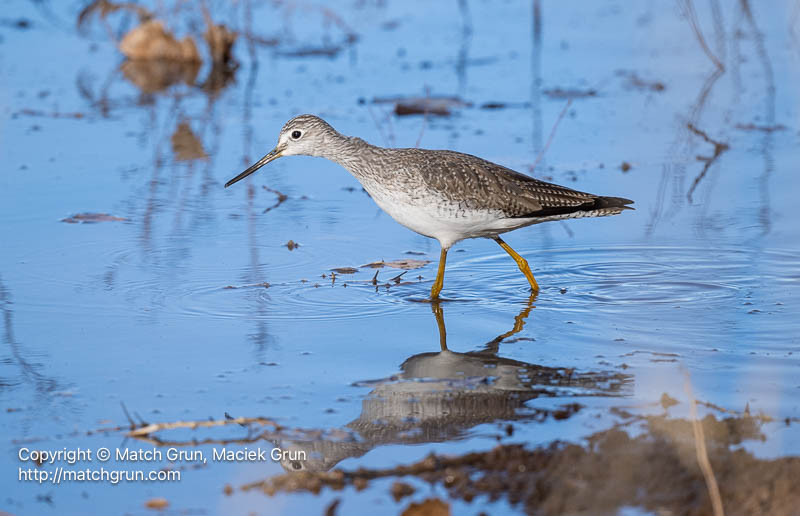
<box><xmin>594</xmin><ymin>196</ymin><xmax>635</xmax><ymax>211</ymax></box>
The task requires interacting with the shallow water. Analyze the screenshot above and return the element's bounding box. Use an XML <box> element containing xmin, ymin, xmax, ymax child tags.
<box><xmin>1</xmin><ymin>0</ymin><xmax>799</xmax><ymax>514</ymax></box>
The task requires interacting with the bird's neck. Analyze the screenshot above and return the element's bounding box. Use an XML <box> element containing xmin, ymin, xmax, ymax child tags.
<box><xmin>320</xmin><ymin>135</ymin><xmax>381</xmax><ymax>180</ymax></box>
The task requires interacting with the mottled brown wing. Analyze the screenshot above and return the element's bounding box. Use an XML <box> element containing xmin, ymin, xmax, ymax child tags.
<box><xmin>413</xmin><ymin>149</ymin><xmax>631</xmax><ymax>217</ymax></box>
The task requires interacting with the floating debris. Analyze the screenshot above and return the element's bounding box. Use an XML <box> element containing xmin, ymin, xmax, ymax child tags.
<box><xmin>223</xmin><ymin>282</ymin><xmax>270</xmax><ymax>290</ymax></box>
<box><xmin>543</xmin><ymin>87</ymin><xmax>597</xmax><ymax>99</ymax></box>
<box><xmin>617</xmin><ymin>71</ymin><xmax>666</xmax><ymax>92</ymax></box>
<box><xmin>361</xmin><ymin>259</ymin><xmax>431</xmax><ymax>270</ymax></box>
<box><xmin>61</xmin><ymin>213</ymin><xmax>129</xmax><ymax>224</ymax></box>
<box><xmin>331</xmin><ymin>267</ymin><xmax>358</xmax><ymax>275</ymax></box>
<box><xmin>480</xmin><ymin>101</ymin><xmax>532</xmax><ymax>110</ymax></box>
<box><xmin>144</xmin><ymin>497</ymin><xmax>169</xmax><ymax>510</ymax></box>
<box><xmin>620</xmin><ymin>161</ymin><xmax>632</xmax><ymax>172</ymax></box>
<box><xmin>373</xmin><ymin>95</ymin><xmax>471</xmax><ymax>116</ymax></box>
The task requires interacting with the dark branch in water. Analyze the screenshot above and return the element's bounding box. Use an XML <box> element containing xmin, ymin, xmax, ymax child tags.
<box><xmin>686</xmin><ymin>123</ymin><xmax>729</xmax><ymax>203</ymax></box>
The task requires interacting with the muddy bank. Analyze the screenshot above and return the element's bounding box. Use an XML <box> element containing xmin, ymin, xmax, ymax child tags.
<box><xmin>246</xmin><ymin>412</ymin><xmax>798</xmax><ymax>516</ymax></box>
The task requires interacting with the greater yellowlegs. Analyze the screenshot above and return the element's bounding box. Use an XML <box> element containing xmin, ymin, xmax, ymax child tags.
<box><xmin>226</xmin><ymin>115</ymin><xmax>633</xmax><ymax>300</ymax></box>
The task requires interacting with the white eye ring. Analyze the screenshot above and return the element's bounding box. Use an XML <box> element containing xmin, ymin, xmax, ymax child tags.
<box><xmin>291</xmin><ymin>130</ymin><xmax>302</xmax><ymax>140</ymax></box>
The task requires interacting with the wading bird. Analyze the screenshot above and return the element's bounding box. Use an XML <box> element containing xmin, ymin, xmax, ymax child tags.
<box><xmin>226</xmin><ymin>115</ymin><xmax>633</xmax><ymax>300</ymax></box>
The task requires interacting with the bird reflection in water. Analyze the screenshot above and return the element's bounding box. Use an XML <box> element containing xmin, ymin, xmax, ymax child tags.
<box><xmin>276</xmin><ymin>296</ymin><xmax>632</xmax><ymax>473</ymax></box>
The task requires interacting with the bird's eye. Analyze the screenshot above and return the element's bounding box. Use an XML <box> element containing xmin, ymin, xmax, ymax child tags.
<box><xmin>290</xmin><ymin>461</ymin><xmax>302</xmax><ymax>470</ymax></box>
<box><xmin>291</xmin><ymin>130</ymin><xmax>302</xmax><ymax>140</ymax></box>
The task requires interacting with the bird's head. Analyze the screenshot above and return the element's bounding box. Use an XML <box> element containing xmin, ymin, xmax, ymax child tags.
<box><xmin>225</xmin><ymin>114</ymin><xmax>340</xmax><ymax>188</ymax></box>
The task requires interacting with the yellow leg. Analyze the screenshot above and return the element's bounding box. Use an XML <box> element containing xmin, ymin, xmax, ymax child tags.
<box><xmin>494</xmin><ymin>236</ymin><xmax>539</xmax><ymax>291</ymax></box>
<box><xmin>430</xmin><ymin>247</ymin><xmax>448</xmax><ymax>300</ymax></box>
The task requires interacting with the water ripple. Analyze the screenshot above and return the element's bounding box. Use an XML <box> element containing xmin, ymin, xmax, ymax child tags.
<box><xmin>11</xmin><ymin>243</ymin><xmax>796</xmax><ymax>324</ymax></box>
<box><xmin>446</xmin><ymin>245</ymin><xmax>795</xmax><ymax>311</ymax></box>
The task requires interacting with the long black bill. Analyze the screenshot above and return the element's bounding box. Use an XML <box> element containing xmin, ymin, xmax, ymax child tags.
<box><xmin>225</xmin><ymin>147</ymin><xmax>283</xmax><ymax>188</ymax></box>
